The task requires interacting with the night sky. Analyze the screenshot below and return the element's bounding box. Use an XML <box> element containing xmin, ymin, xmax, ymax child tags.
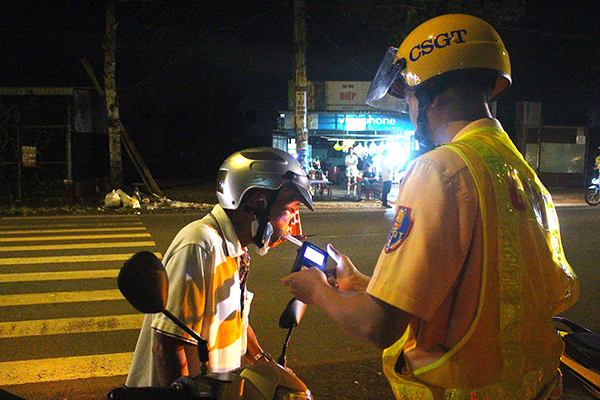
<box><xmin>1</xmin><ymin>0</ymin><xmax>599</xmax><ymax>181</ymax></box>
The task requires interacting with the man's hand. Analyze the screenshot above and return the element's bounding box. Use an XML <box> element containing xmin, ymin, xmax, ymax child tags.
<box><xmin>152</xmin><ymin>331</ymin><xmax>197</xmax><ymax>387</ymax></box>
<box><xmin>327</xmin><ymin>244</ymin><xmax>371</xmax><ymax>292</ymax></box>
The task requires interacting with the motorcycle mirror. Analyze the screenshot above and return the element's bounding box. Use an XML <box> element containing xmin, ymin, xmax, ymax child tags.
<box><xmin>118</xmin><ymin>251</ymin><xmax>168</xmax><ymax>314</ymax></box>
<box><xmin>279</xmin><ymin>298</ymin><xmax>307</xmax><ymax>329</ymax></box>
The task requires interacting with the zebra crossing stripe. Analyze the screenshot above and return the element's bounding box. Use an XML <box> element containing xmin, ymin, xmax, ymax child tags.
<box><xmin>0</xmin><ymin>314</ymin><xmax>144</xmax><ymax>338</ymax></box>
<box><xmin>0</xmin><ymin>233</ymin><xmax>151</xmax><ymax>242</ymax></box>
<box><xmin>0</xmin><ymin>252</ymin><xmax>162</xmax><ymax>266</ymax></box>
<box><xmin>0</xmin><ymin>226</ymin><xmax>145</xmax><ymax>235</ymax></box>
<box><xmin>0</xmin><ymin>353</ymin><xmax>134</xmax><ymax>385</ymax></box>
<box><xmin>0</xmin><ymin>240</ymin><xmax>156</xmax><ymax>252</ymax></box>
<box><xmin>0</xmin><ymin>289</ymin><xmax>125</xmax><ymax>306</ymax></box>
<box><xmin>0</xmin><ymin>269</ymin><xmax>119</xmax><ymax>282</ymax></box>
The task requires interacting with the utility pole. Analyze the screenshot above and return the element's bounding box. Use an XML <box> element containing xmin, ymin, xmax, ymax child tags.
<box><xmin>81</xmin><ymin>58</ymin><xmax>164</xmax><ymax>198</ymax></box>
<box><xmin>104</xmin><ymin>0</ymin><xmax>123</xmax><ymax>189</ymax></box>
<box><xmin>294</xmin><ymin>0</ymin><xmax>309</xmax><ymax>169</ymax></box>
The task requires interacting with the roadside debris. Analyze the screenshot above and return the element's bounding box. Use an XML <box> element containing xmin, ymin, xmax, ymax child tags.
<box><xmin>103</xmin><ymin>188</ymin><xmax>212</xmax><ymax>213</ymax></box>
<box><xmin>104</xmin><ymin>189</ymin><xmax>140</xmax><ymax>209</ymax></box>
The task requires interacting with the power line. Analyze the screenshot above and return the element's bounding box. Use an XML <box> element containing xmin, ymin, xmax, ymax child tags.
<box><xmin>305</xmin><ymin>15</ymin><xmax>371</xmax><ymax>75</ymax></box>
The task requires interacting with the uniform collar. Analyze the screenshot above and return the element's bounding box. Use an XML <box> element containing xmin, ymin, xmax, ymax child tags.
<box><xmin>211</xmin><ymin>204</ymin><xmax>245</xmax><ymax>258</ymax></box>
<box><xmin>452</xmin><ymin>118</ymin><xmax>504</xmax><ymax>142</ymax></box>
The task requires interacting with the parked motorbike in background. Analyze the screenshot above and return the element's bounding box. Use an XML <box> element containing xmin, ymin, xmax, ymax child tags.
<box><xmin>585</xmin><ymin>177</ymin><xmax>600</xmax><ymax>206</ymax></box>
<box><xmin>107</xmin><ymin>251</ymin><xmax>312</xmax><ymax>400</ymax></box>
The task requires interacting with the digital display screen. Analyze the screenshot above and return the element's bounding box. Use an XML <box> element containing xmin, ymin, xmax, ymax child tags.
<box><xmin>304</xmin><ymin>245</ymin><xmax>326</xmax><ymax>267</ymax></box>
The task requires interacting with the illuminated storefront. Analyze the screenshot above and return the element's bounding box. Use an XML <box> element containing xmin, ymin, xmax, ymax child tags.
<box><xmin>274</xmin><ymin>81</ymin><xmax>416</xmax><ymax>178</ymax></box>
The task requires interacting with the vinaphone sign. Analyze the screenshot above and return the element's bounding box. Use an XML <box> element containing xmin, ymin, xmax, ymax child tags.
<box><xmin>279</xmin><ymin>112</ymin><xmax>412</xmax><ymax>132</ymax></box>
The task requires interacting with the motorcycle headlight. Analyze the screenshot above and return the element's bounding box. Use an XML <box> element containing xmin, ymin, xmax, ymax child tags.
<box><xmin>274</xmin><ymin>387</ymin><xmax>313</xmax><ymax>400</ymax></box>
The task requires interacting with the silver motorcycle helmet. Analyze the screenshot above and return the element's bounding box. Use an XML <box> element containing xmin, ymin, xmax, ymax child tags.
<box><xmin>216</xmin><ymin>147</ymin><xmax>314</xmax><ymax>211</ymax></box>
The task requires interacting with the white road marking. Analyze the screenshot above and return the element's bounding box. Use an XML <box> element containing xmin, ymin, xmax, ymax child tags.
<box><xmin>0</xmin><ymin>240</ymin><xmax>156</xmax><ymax>252</ymax></box>
<box><xmin>0</xmin><ymin>226</ymin><xmax>145</xmax><ymax>235</ymax></box>
<box><xmin>0</xmin><ymin>233</ymin><xmax>151</xmax><ymax>242</ymax></box>
<box><xmin>0</xmin><ymin>314</ymin><xmax>144</xmax><ymax>338</ymax></box>
<box><xmin>0</xmin><ymin>269</ymin><xmax>119</xmax><ymax>282</ymax></box>
<box><xmin>0</xmin><ymin>252</ymin><xmax>161</xmax><ymax>266</ymax></box>
<box><xmin>0</xmin><ymin>353</ymin><xmax>134</xmax><ymax>385</ymax></box>
<box><xmin>0</xmin><ymin>289</ymin><xmax>125</xmax><ymax>306</ymax></box>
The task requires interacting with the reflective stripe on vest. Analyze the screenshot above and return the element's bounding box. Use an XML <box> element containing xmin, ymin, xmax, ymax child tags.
<box><xmin>382</xmin><ymin>127</ymin><xmax>579</xmax><ymax>400</ymax></box>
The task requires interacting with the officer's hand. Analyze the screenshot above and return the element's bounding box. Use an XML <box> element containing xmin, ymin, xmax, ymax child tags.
<box><xmin>282</xmin><ymin>267</ymin><xmax>328</xmax><ymax>305</ymax></box>
<box><xmin>326</xmin><ymin>244</ymin><xmax>371</xmax><ymax>292</ymax></box>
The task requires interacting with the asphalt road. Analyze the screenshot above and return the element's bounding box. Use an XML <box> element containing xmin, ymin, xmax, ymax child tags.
<box><xmin>0</xmin><ymin>203</ymin><xmax>597</xmax><ymax>400</ymax></box>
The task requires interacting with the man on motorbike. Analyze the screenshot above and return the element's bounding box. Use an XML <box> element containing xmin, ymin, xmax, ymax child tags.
<box><xmin>283</xmin><ymin>14</ymin><xmax>579</xmax><ymax>399</ymax></box>
<box><xmin>126</xmin><ymin>147</ymin><xmax>313</xmax><ymax>387</ymax></box>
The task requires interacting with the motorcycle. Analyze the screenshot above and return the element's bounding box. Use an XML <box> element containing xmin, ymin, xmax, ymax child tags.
<box><xmin>585</xmin><ymin>177</ymin><xmax>600</xmax><ymax>206</ymax></box>
<box><xmin>107</xmin><ymin>251</ymin><xmax>312</xmax><ymax>400</ymax></box>
<box><xmin>554</xmin><ymin>316</ymin><xmax>600</xmax><ymax>398</ymax></box>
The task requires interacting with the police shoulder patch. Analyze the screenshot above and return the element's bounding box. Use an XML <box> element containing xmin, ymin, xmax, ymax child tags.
<box><xmin>385</xmin><ymin>206</ymin><xmax>413</xmax><ymax>253</ymax></box>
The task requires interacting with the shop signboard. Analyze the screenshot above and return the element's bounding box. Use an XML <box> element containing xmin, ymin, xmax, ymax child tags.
<box><xmin>289</xmin><ymin>81</ymin><xmax>379</xmax><ymax>112</ymax></box>
<box><xmin>280</xmin><ymin>112</ymin><xmax>411</xmax><ymax>132</ymax></box>
<box><xmin>325</xmin><ymin>81</ymin><xmax>371</xmax><ymax>111</ymax></box>
<box><xmin>317</xmin><ymin>113</ymin><xmax>409</xmax><ymax>131</ymax></box>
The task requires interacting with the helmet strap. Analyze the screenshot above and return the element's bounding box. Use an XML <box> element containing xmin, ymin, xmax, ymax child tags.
<box><xmin>250</xmin><ymin>191</ymin><xmax>278</xmax><ymax>250</ymax></box>
<box><xmin>413</xmin><ymin>73</ymin><xmax>460</xmax><ymax>154</ymax></box>
<box><xmin>414</xmin><ymin>89</ymin><xmax>436</xmax><ymax>154</ymax></box>
<box><xmin>251</xmin><ymin>219</ymin><xmax>273</xmax><ymax>256</ymax></box>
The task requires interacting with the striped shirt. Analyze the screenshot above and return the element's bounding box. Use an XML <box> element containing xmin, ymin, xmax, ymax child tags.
<box><xmin>126</xmin><ymin>204</ymin><xmax>251</xmax><ymax>386</ymax></box>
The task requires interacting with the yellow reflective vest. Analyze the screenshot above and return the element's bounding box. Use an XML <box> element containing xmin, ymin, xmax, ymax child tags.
<box><xmin>382</xmin><ymin>126</ymin><xmax>579</xmax><ymax>400</ymax></box>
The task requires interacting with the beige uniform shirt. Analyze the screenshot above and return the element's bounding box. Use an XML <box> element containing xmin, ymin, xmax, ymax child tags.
<box><xmin>367</xmin><ymin>120</ymin><xmax>507</xmax><ymax>372</ymax></box>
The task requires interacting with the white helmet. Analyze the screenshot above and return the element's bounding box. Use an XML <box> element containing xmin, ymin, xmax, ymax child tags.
<box><xmin>216</xmin><ymin>147</ymin><xmax>313</xmax><ymax>211</ymax></box>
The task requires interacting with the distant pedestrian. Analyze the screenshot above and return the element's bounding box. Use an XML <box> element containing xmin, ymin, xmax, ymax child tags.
<box><xmin>381</xmin><ymin>161</ymin><xmax>392</xmax><ymax>208</ymax></box>
<box><xmin>345</xmin><ymin>147</ymin><xmax>359</xmax><ymax>197</ymax></box>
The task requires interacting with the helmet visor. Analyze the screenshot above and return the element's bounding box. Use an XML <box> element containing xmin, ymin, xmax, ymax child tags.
<box><xmin>365</xmin><ymin>47</ymin><xmax>408</xmax><ymax>112</ymax></box>
<box><xmin>283</xmin><ymin>173</ymin><xmax>314</xmax><ymax>211</ymax></box>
